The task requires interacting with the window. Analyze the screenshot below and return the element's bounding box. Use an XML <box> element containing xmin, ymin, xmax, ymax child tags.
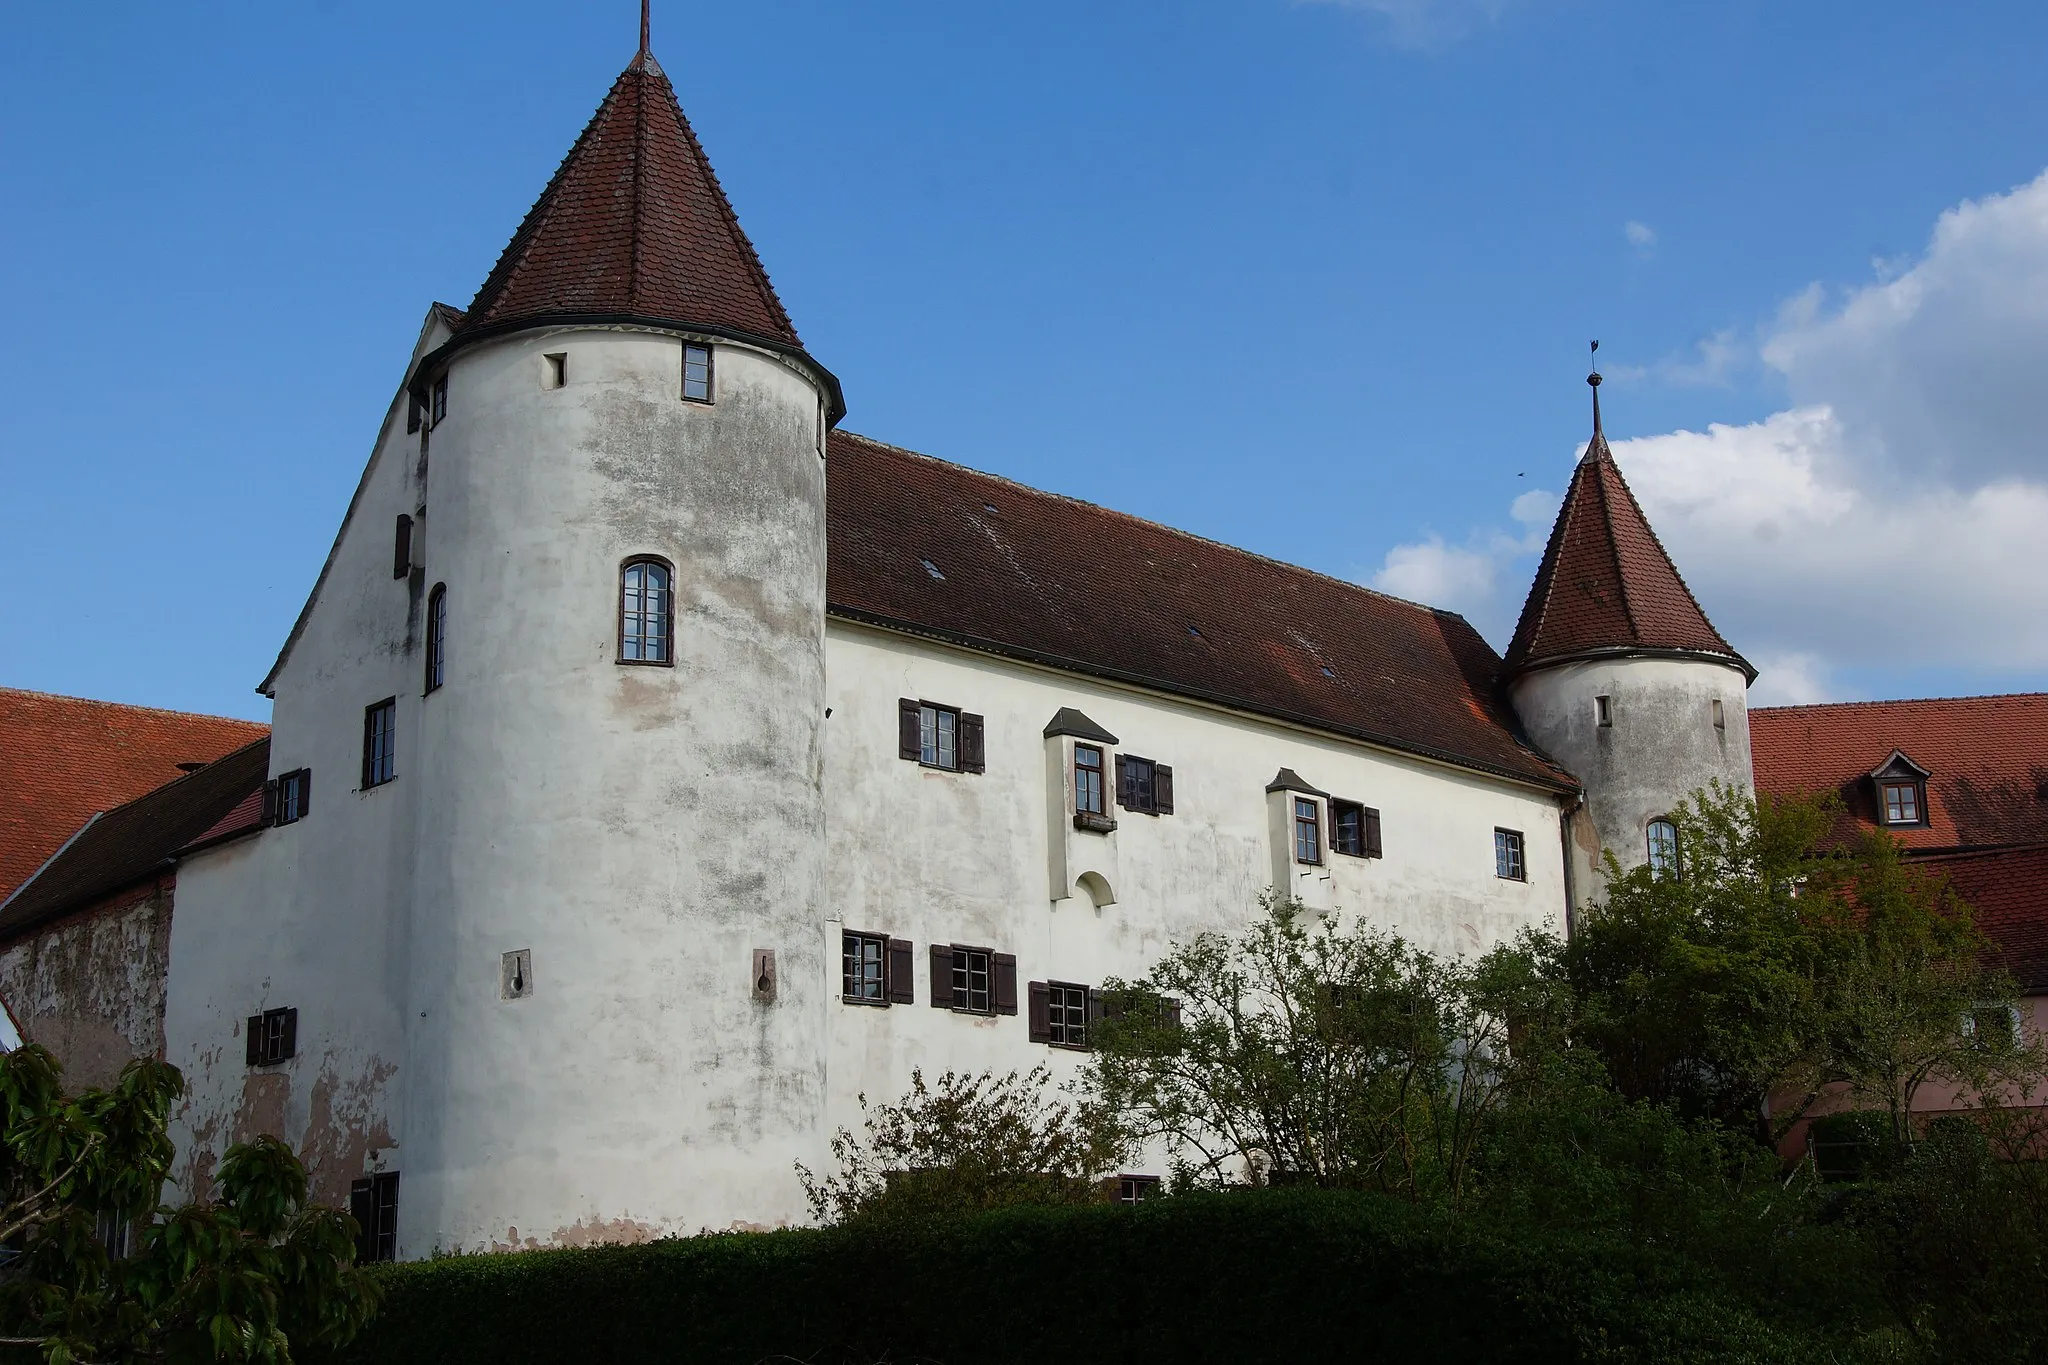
<box><xmin>1965</xmin><ymin>1003</ymin><xmax>2021</xmax><ymax>1049</ymax></box>
<box><xmin>1646</xmin><ymin>818</ymin><xmax>1679</xmax><ymax>878</ymax></box>
<box><xmin>1595</xmin><ymin>695</ymin><xmax>1612</xmax><ymax>727</ymax></box>
<box><xmin>1330</xmin><ymin>800</ymin><xmax>1382</xmax><ymax>859</ymax></box>
<box><xmin>1074</xmin><ymin>743</ymin><xmax>1108</xmax><ymax>823</ymax></box>
<box><xmin>544</xmin><ymin>352</ymin><xmax>566</xmax><ymax>389</ymax></box>
<box><xmin>1712</xmin><ymin>698</ymin><xmax>1726</xmax><ymax>730</ymax></box>
<box><xmin>431</xmin><ymin>375</ymin><xmax>448</xmax><ymax>425</ymax></box>
<box><xmin>393</xmin><ymin>514</ymin><xmax>414</xmax><ymax>580</ymax></box>
<box><xmin>350</xmin><ymin>1172</ymin><xmax>399</xmax><ymax>1264</ymax></box>
<box><xmin>619</xmin><ymin>558</ymin><xmax>674</xmax><ymax>665</ymax></box>
<box><xmin>1882</xmin><ymin>781</ymin><xmax>1922</xmax><ymax>826</ymax></box>
<box><xmin>1494</xmin><ymin>828</ymin><xmax>1525</xmax><ymax>881</ymax></box>
<box><xmin>269</xmin><ymin>768</ymin><xmax>311</xmax><ymax>827</ymax></box>
<box><xmin>424</xmin><ymin>584</ymin><xmax>447</xmax><ymax>694</ymax></box>
<box><xmin>94</xmin><ymin>1209</ymin><xmax>133</xmax><ymax>1260</ymax></box>
<box><xmin>244</xmin><ymin>1006</ymin><xmax>297</xmax><ymax>1067</ymax></box>
<box><xmin>897</xmin><ymin>700</ymin><xmax>985</xmax><ymax>773</ymax></box>
<box><xmin>844</xmin><ymin>932</ymin><xmax>913</xmax><ymax>1005</ymax></box>
<box><xmin>682</xmin><ymin>343</ymin><xmax>713</xmax><ymax>403</ymax></box>
<box><xmin>930</xmin><ymin>944</ymin><xmax>1016</xmax><ymax>1016</ymax></box>
<box><xmin>1294</xmin><ymin>797</ymin><xmax>1321</xmax><ymax>865</ymax></box>
<box><xmin>1028</xmin><ymin>981</ymin><xmax>1093</xmax><ymax>1049</ymax></box>
<box><xmin>361</xmin><ymin>698</ymin><xmax>397</xmax><ymax>788</ymax></box>
<box><xmin>1115</xmin><ymin>754</ymin><xmax>1175</xmax><ymax>815</ymax></box>
<box><xmin>1116</xmin><ymin>1175</ymin><xmax>1161</xmax><ymax>1204</ymax></box>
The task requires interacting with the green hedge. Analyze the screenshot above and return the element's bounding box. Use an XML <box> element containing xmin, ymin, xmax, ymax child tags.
<box><xmin>317</xmin><ymin>1190</ymin><xmax>1848</xmax><ymax>1365</ymax></box>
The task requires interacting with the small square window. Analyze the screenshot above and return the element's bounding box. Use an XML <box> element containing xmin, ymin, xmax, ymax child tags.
<box><xmin>952</xmin><ymin>946</ymin><xmax>993</xmax><ymax>1014</ymax></box>
<box><xmin>273</xmin><ymin>769</ymin><xmax>311</xmax><ymax>826</ymax></box>
<box><xmin>682</xmin><ymin>343</ymin><xmax>713</xmax><ymax>403</ymax></box>
<box><xmin>1117</xmin><ymin>1174</ymin><xmax>1161</xmax><ymax>1204</ymax></box>
<box><xmin>1494</xmin><ymin>828</ymin><xmax>1525</xmax><ymax>881</ymax></box>
<box><xmin>362</xmin><ymin>698</ymin><xmax>397</xmax><ymax>789</ymax></box>
<box><xmin>1882</xmin><ymin>782</ymin><xmax>1922</xmax><ymax>826</ymax></box>
<box><xmin>244</xmin><ymin>1006</ymin><xmax>297</xmax><ymax>1067</ymax></box>
<box><xmin>1294</xmin><ymin>797</ymin><xmax>1321</xmax><ymax>865</ymax></box>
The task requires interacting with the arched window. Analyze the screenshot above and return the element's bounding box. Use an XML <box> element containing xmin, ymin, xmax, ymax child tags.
<box><xmin>1646</xmin><ymin>818</ymin><xmax>1680</xmax><ymax>879</ymax></box>
<box><xmin>424</xmin><ymin>584</ymin><xmax>447</xmax><ymax>694</ymax></box>
<box><xmin>619</xmin><ymin>558</ymin><xmax>674</xmax><ymax>664</ymax></box>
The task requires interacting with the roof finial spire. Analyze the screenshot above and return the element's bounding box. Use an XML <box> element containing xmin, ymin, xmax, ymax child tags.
<box><xmin>1587</xmin><ymin>339</ymin><xmax>1604</xmax><ymax>445</ymax></box>
<box><xmin>640</xmin><ymin>0</ymin><xmax>652</xmax><ymax>59</ymax></box>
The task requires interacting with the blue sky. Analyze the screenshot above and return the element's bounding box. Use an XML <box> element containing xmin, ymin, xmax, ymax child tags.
<box><xmin>5</xmin><ymin>0</ymin><xmax>2047</xmax><ymax>722</ymax></box>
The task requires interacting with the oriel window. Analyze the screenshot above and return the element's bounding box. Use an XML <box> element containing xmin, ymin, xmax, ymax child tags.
<box><xmin>619</xmin><ymin>558</ymin><xmax>674</xmax><ymax>664</ymax></box>
<box><xmin>1293</xmin><ymin>797</ymin><xmax>1321</xmax><ymax>865</ymax></box>
<box><xmin>1075</xmin><ymin>744</ymin><xmax>1105</xmax><ymax>816</ymax></box>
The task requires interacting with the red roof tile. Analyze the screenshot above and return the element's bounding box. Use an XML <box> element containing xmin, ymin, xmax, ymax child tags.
<box><xmin>1752</xmin><ymin>694</ymin><xmax>2048</xmax><ymax>852</ymax></box>
<box><xmin>1504</xmin><ymin>426</ymin><xmax>1747</xmax><ymax>679</ymax></box>
<box><xmin>457</xmin><ymin>49</ymin><xmax>799</xmax><ymax>347</ymax></box>
<box><xmin>0</xmin><ymin>689</ymin><xmax>268</xmax><ymax>904</ymax></box>
<box><xmin>0</xmin><ymin>738</ymin><xmax>271</xmax><ymax>940</ymax></box>
<box><xmin>825</xmin><ymin>432</ymin><xmax>1574</xmax><ymax>790</ymax></box>
<box><xmin>1915</xmin><ymin>844</ymin><xmax>2048</xmax><ymax>991</ymax></box>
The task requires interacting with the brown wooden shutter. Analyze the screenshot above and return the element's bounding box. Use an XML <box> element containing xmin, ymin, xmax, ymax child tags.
<box><xmin>1154</xmin><ymin>764</ymin><xmax>1174</xmax><ymax>814</ymax></box>
<box><xmin>261</xmin><ymin>780</ymin><xmax>279</xmax><ymax>827</ymax></box>
<box><xmin>960</xmin><ymin>713</ymin><xmax>986</xmax><ymax>773</ymax></box>
<box><xmin>1100</xmin><ymin>990</ymin><xmax>1127</xmax><ymax>1022</ymax></box>
<box><xmin>899</xmin><ymin>699</ymin><xmax>921</xmax><ymax>761</ymax></box>
<box><xmin>993</xmin><ymin>954</ymin><xmax>1018</xmax><ymax>1016</ymax></box>
<box><xmin>1028</xmin><ymin>982</ymin><xmax>1051</xmax><ymax>1042</ymax></box>
<box><xmin>393</xmin><ymin>515</ymin><xmax>413</xmax><ymax>580</ymax></box>
<box><xmin>279</xmin><ymin>1008</ymin><xmax>298</xmax><ymax>1061</ymax></box>
<box><xmin>245</xmin><ymin>1016</ymin><xmax>262</xmax><ymax>1066</ymax></box>
<box><xmin>930</xmin><ymin>943</ymin><xmax>955</xmax><ymax>1007</ymax></box>
<box><xmin>886</xmin><ymin>939</ymin><xmax>915</xmax><ymax>1004</ymax></box>
<box><xmin>1116</xmin><ymin>755</ymin><xmax>1135</xmax><ymax>810</ymax></box>
<box><xmin>1364</xmin><ymin>807</ymin><xmax>1383</xmax><ymax>859</ymax></box>
<box><xmin>349</xmin><ymin>1179</ymin><xmax>375</xmax><ymax>1260</ymax></box>
<box><xmin>406</xmin><ymin>397</ymin><xmax>422</xmax><ymax>434</ymax></box>
<box><xmin>298</xmin><ymin>770</ymin><xmax>311</xmax><ymax>817</ymax></box>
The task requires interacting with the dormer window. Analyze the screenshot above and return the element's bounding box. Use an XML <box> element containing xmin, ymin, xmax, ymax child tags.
<box><xmin>1869</xmin><ymin>750</ymin><xmax>1932</xmax><ymax>828</ymax></box>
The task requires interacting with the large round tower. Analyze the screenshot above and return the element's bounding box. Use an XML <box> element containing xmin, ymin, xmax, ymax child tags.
<box><xmin>398</xmin><ymin>35</ymin><xmax>844</xmax><ymax>1250</ymax></box>
<box><xmin>1504</xmin><ymin>367</ymin><xmax>1755</xmax><ymax>910</ymax></box>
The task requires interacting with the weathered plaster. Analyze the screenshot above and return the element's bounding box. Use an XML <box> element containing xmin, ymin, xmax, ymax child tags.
<box><xmin>0</xmin><ymin>879</ymin><xmax>172</xmax><ymax>1089</ymax></box>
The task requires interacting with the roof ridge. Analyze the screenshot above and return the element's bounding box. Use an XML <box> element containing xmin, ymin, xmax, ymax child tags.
<box><xmin>0</xmin><ymin>688</ymin><xmax>268</xmax><ymax>728</ymax></box>
<box><xmin>831</xmin><ymin>431</ymin><xmax>1472</xmax><ymax>626</ymax></box>
<box><xmin>1754</xmin><ymin>692</ymin><xmax>2048</xmax><ymax>714</ymax></box>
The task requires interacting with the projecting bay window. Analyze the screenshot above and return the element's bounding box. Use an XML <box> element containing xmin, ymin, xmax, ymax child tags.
<box><xmin>1293</xmin><ymin>797</ymin><xmax>1322</xmax><ymax>865</ymax></box>
<box><xmin>898</xmin><ymin>699</ymin><xmax>985</xmax><ymax>773</ymax></box>
<box><xmin>842</xmin><ymin>931</ymin><xmax>913</xmax><ymax>1005</ymax></box>
<box><xmin>1072</xmin><ymin>742</ymin><xmax>1117</xmax><ymax>832</ymax></box>
<box><xmin>930</xmin><ymin>944</ymin><xmax>1017</xmax><ymax>1016</ymax></box>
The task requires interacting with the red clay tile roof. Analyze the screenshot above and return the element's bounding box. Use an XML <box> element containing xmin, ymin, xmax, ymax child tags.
<box><xmin>1504</xmin><ymin>427</ymin><xmax>1748</xmax><ymax>680</ymax></box>
<box><xmin>0</xmin><ymin>689</ymin><xmax>268</xmax><ymax>904</ymax></box>
<box><xmin>1915</xmin><ymin>844</ymin><xmax>2048</xmax><ymax>992</ymax></box>
<box><xmin>0</xmin><ymin>738</ymin><xmax>270</xmax><ymax>940</ymax></box>
<box><xmin>1752</xmin><ymin>694</ymin><xmax>2048</xmax><ymax>852</ymax></box>
<box><xmin>456</xmin><ymin>49</ymin><xmax>798</xmax><ymax>347</ymax></box>
<box><xmin>825</xmin><ymin>432</ymin><xmax>1574</xmax><ymax>790</ymax></box>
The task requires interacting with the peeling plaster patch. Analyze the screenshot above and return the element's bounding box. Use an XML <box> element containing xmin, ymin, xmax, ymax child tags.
<box><xmin>491</xmin><ymin>1215</ymin><xmax>660</xmax><ymax>1253</ymax></box>
<box><xmin>298</xmin><ymin>1056</ymin><xmax>399</xmax><ymax>1208</ymax></box>
<box><xmin>233</xmin><ymin>1071</ymin><xmax>291</xmax><ymax>1145</ymax></box>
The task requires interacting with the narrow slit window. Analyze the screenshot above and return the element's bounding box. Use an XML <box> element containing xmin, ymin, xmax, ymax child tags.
<box><xmin>430</xmin><ymin>376</ymin><xmax>448</xmax><ymax>426</ymax></box>
<box><xmin>682</xmin><ymin>344</ymin><xmax>713</xmax><ymax>403</ymax></box>
<box><xmin>1711</xmin><ymin>698</ymin><xmax>1726</xmax><ymax>730</ymax></box>
<box><xmin>619</xmin><ymin>558</ymin><xmax>674</xmax><ymax>664</ymax></box>
<box><xmin>424</xmin><ymin>584</ymin><xmax>447</xmax><ymax>694</ymax></box>
<box><xmin>1595</xmin><ymin>695</ymin><xmax>1612</xmax><ymax>727</ymax></box>
<box><xmin>544</xmin><ymin>352</ymin><xmax>567</xmax><ymax>389</ymax></box>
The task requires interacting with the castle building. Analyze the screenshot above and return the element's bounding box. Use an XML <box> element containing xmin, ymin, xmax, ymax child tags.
<box><xmin>8</xmin><ymin>28</ymin><xmax>1959</xmax><ymax>1258</ymax></box>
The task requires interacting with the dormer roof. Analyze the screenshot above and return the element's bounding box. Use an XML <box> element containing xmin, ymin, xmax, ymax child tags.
<box><xmin>1504</xmin><ymin>416</ymin><xmax>1751</xmax><ymax>682</ymax></box>
<box><xmin>455</xmin><ymin>48</ymin><xmax>801</xmax><ymax>352</ymax></box>
<box><xmin>1869</xmin><ymin>749</ymin><xmax>1932</xmax><ymax>782</ymax></box>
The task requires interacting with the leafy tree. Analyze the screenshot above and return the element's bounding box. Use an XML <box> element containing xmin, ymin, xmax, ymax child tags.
<box><xmin>0</xmin><ymin>1045</ymin><xmax>376</xmax><ymax>1364</ymax></box>
<box><xmin>1083</xmin><ymin>895</ymin><xmax>1558</xmax><ymax>1205</ymax></box>
<box><xmin>796</xmin><ymin>1067</ymin><xmax>1125</xmax><ymax>1226</ymax></box>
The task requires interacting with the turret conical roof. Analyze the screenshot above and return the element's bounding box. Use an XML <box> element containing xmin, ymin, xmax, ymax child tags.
<box><xmin>1504</xmin><ymin>406</ymin><xmax>1751</xmax><ymax>681</ymax></box>
<box><xmin>456</xmin><ymin>48</ymin><xmax>800</xmax><ymax>347</ymax></box>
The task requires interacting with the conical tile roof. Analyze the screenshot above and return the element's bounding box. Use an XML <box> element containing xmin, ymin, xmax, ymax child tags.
<box><xmin>1504</xmin><ymin>399</ymin><xmax>1750</xmax><ymax>680</ymax></box>
<box><xmin>456</xmin><ymin>48</ymin><xmax>799</xmax><ymax>346</ymax></box>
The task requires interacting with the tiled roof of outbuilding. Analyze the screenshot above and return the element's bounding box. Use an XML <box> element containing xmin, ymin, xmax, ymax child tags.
<box><xmin>1751</xmin><ymin>694</ymin><xmax>2048</xmax><ymax>852</ymax></box>
<box><xmin>1504</xmin><ymin>426</ymin><xmax>1748</xmax><ymax>680</ymax></box>
<box><xmin>456</xmin><ymin>48</ymin><xmax>799</xmax><ymax>347</ymax></box>
<box><xmin>0</xmin><ymin>738</ymin><xmax>271</xmax><ymax>940</ymax></box>
<box><xmin>0</xmin><ymin>689</ymin><xmax>268</xmax><ymax>904</ymax></box>
<box><xmin>824</xmin><ymin>432</ymin><xmax>1575</xmax><ymax>790</ymax></box>
<box><xmin>1918</xmin><ymin>844</ymin><xmax>2048</xmax><ymax>992</ymax></box>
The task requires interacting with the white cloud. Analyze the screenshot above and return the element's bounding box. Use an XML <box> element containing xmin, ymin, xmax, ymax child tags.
<box><xmin>1297</xmin><ymin>0</ymin><xmax>1524</xmax><ymax>49</ymax></box>
<box><xmin>1367</xmin><ymin>169</ymin><xmax>2048</xmax><ymax>701</ymax></box>
<box><xmin>1370</xmin><ymin>537</ymin><xmax>1497</xmax><ymax>612</ymax></box>
<box><xmin>1624</xmin><ymin>220</ymin><xmax>1657</xmax><ymax>251</ymax></box>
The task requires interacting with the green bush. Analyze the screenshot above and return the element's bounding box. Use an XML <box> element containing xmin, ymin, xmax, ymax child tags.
<box><xmin>316</xmin><ymin>1190</ymin><xmax>1858</xmax><ymax>1365</ymax></box>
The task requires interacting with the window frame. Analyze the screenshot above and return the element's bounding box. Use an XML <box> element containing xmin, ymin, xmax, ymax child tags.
<box><xmin>919</xmin><ymin>703</ymin><xmax>961</xmax><ymax>771</ymax></box>
<box><xmin>361</xmin><ymin>698</ymin><xmax>397</xmax><ymax>789</ymax></box>
<box><xmin>1046</xmin><ymin>981</ymin><xmax>1091</xmax><ymax>1050</ymax></box>
<box><xmin>618</xmin><ymin>556</ymin><xmax>676</xmax><ymax>667</ymax></box>
<box><xmin>951</xmin><ymin>945</ymin><xmax>994</xmax><ymax>1015</ymax></box>
<box><xmin>1293</xmin><ymin>796</ymin><xmax>1322</xmax><ymax>866</ymax></box>
<box><xmin>350</xmin><ymin>1172</ymin><xmax>400</xmax><ymax>1264</ymax></box>
<box><xmin>1074</xmin><ymin>743</ymin><xmax>1106</xmax><ymax>819</ymax></box>
<box><xmin>1116</xmin><ymin>1174</ymin><xmax>1162</xmax><ymax>1205</ymax></box>
<box><xmin>245</xmin><ymin>1006</ymin><xmax>297</xmax><ymax>1068</ymax></box>
<box><xmin>274</xmin><ymin>768</ymin><xmax>311</xmax><ymax>826</ymax></box>
<box><xmin>1646</xmin><ymin>817</ymin><xmax>1680</xmax><ymax>878</ymax></box>
<box><xmin>430</xmin><ymin>376</ymin><xmax>448</xmax><ymax>426</ymax></box>
<box><xmin>1595</xmin><ymin>694</ymin><xmax>1612</xmax><ymax>728</ymax></box>
<box><xmin>842</xmin><ymin>930</ymin><xmax>888</xmax><ymax>1006</ymax></box>
<box><xmin>681</xmin><ymin>343</ymin><xmax>714</xmax><ymax>404</ymax></box>
<box><xmin>1880</xmin><ymin>780</ymin><xmax>1925</xmax><ymax>827</ymax></box>
<box><xmin>1494</xmin><ymin>827</ymin><xmax>1526</xmax><ymax>882</ymax></box>
<box><xmin>424</xmin><ymin>583</ymin><xmax>447</xmax><ymax>694</ymax></box>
